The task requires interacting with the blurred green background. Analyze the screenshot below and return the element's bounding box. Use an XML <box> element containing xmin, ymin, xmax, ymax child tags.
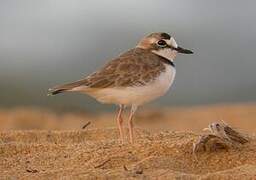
<box><xmin>0</xmin><ymin>0</ymin><xmax>256</xmax><ymax>111</ymax></box>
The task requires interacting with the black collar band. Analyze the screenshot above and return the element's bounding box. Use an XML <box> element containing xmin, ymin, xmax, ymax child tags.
<box><xmin>159</xmin><ymin>57</ymin><xmax>175</xmax><ymax>67</ymax></box>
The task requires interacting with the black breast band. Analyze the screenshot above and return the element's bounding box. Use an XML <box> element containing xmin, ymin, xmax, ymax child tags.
<box><xmin>159</xmin><ymin>57</ymin><xmax>175</xmax><ymax>67</ymax></box>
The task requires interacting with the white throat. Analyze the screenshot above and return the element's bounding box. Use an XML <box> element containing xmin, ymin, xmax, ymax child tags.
<box><xmin>152</xmin><ymin>48</ymin><xmax>177</xmax><ymax>61</ymax></box>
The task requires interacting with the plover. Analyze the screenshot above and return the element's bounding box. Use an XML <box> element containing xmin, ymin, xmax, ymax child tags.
<box><xmin>48</xmin><ymin>32</ymin><xmax>193</xmax><ymax>143</ymax></box>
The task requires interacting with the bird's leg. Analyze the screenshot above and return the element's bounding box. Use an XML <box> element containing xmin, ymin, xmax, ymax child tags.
<box><xmin>116</xmin><ymin>105</ymin><xmax>125</xmax><ymax>143</ymax></box>
<box><xmin>128</xmin><ymin>105</ymin><xmax>138</xmax><ymax>144</ymax></box>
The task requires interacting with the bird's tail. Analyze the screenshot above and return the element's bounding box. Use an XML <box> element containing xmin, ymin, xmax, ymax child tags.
<box><xmin>48</xmin><ymin>80</ymin><xmax>86</xmax><ymax>96</ymax></box>
<box><xmin>48</xmin><ymin>87</ymin><xmax>68</xmax><ymax>96</ymax></box>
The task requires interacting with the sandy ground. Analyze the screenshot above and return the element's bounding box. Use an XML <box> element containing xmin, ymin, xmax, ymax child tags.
<box><xmin>1</xmin><ymin>103</ymin><xmax>256</xmax><ymax>179</ymax></box>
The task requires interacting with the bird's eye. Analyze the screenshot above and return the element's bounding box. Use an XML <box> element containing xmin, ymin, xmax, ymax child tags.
<box><xmin>157</xmin><ymin>40</ymin><xmax>167</xmax><ymax>47</ymax></box>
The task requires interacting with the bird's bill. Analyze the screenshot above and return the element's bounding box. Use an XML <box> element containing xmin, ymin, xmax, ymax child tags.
<box><xmin>167</xmin><ymin>38</ymin><xmax>193</xmax><ymax>54</ymax></box>
<box><xmin>173</xmin><ymin>46</ymin><xmax>193</xmax><ymax>54</ymax></box>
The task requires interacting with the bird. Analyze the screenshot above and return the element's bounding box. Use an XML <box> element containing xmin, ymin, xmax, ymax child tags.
<box><xmin>48</xmin><ymin>32</ymin><xmax>193</xmax><ymax>143</ymax></box>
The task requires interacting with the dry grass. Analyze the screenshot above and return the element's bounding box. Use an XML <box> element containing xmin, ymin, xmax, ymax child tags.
<box><xmin>1</xmin><ymin>103</ymin><xmax>256</xmax><ymax>179</ymax></box>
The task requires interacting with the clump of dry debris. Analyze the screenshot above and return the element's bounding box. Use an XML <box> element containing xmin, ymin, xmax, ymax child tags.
<box><xmin>193</xmin><ymin>121</ymin><xmax>249</xmax><ymax>153</ymax></box>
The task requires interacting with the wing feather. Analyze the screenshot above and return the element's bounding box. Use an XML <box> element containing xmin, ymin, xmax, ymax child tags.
<box><xmin>48</xmin><ymin>48</ymin><xmax>165</xmax><ymax>95</ymax></box>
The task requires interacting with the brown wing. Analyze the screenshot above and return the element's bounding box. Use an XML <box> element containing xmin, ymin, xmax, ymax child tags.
<box><xmin>49</xmin><ymin>48</ymin><xmax>165</xmax><ymax>95</ymax></box>
<box><xmin>84</xmin><ymin>48</ymin><xmax>165</xmax><ymax>88</ymax></box>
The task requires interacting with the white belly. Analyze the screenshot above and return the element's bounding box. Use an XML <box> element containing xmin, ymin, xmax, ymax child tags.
<box><xmin>88</xmin><ymin>64</ymin><xmax>176</xmax><ymax>106</ymax></box>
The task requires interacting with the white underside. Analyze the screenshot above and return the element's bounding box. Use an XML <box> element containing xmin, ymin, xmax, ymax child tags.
<box><xmin>76</xmin><ymin>64</ymin><xmax>176</xmax><ymax>106</ymax></box>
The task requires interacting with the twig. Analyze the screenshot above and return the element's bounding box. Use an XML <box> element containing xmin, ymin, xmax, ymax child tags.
<box><xmin>26</xmin><ymin>169</ymin><xmax>38</xmax><ymax>173</ymax></box>
<box><xmin>133</xmin><ymin>156</ymin><xmax>154</xmax><ymax>167</ymax></box>
<box><xmin>82</xmin><ymin>121</ymin><xmax>91</xmax><ymax>129</ymax></box>
<box><xmin>154</xmin><ymin>169</ymin><xmax>170</xmax><ymax>178</ymax></box>
<box><xmin>94</xmin><ymin>158</ymin><xmax>111</xmax><ymax>168</ymax></box>
<box><xmin>123</xmin><ymin>165</ymin><xmax>129</xmax><ymax>171</ymax></box>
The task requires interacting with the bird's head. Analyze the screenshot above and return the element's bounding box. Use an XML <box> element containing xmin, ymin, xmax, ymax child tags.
<box><xmin>136</xmin><ymin>32</ymin><xmax>193</xmax><ymax>61</ymax></box>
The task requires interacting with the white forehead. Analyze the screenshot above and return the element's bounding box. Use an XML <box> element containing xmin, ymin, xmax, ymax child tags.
<box><xmin>166</xmin><ymin>37</ymin><xmax>178</xmax><ymax>48</ymax></box>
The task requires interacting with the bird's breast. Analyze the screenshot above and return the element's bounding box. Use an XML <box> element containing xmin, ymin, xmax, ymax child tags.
<box><xmin>148</xmin><ymin>64</ymin><xmax>176</xmax><ymax>98</ymax></box>
<box><xmin>89</xmin><ymin>64</ymin><xmax>176</xmax><ymax>106</ymax></box>
<box><xmin>125</xmin><ymin>63</ymin><xmax>176</xmax><ymax>105</ymax></box>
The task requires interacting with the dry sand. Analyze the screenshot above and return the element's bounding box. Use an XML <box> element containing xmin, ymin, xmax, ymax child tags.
<box><xmin>1</xmin><ymin>103</ymin><xmax>256</xmax><ymax>179</ymax></box>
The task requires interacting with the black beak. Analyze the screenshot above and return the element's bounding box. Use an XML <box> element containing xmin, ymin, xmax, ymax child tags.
<box><xmin>173</xmin><ymin>46</ymin><xmax>193</xmax><ymax>54</ymax></box>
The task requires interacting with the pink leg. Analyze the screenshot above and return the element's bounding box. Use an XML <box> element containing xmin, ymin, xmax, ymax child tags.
<box><xmin>128</xmin><ymin>105</ymin><xmax>138</xmax><ymax>144</ymax></box>
<box><xmin>116</xmin><ymin>105</ymin><xmax>125</xmax><ymax>143</ymax></box>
